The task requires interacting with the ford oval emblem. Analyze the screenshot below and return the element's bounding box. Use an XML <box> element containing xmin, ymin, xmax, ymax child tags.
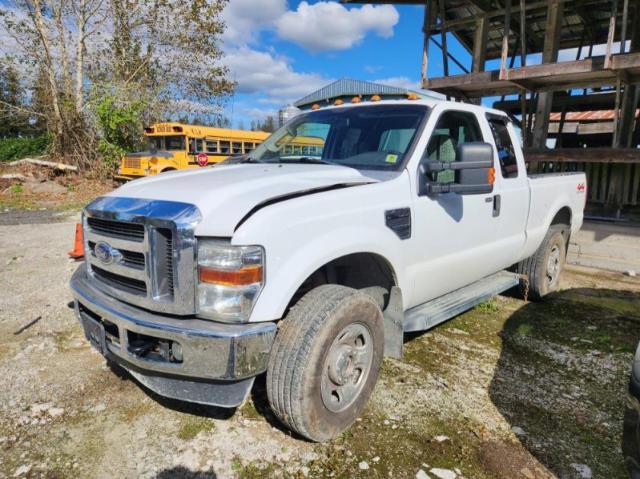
<box><xmin>94</xmin><ymin>241</ymin><xmax>122</xmax><ymax>265</ymax></box>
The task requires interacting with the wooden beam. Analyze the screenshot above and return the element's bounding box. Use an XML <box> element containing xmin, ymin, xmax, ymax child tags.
<box><xmin>499</xmin><ymin>0</ymin><xmax>512</xmax><ymax>80</ymax></box>
<box><xmin>472</xmin><ymin>14</ymin><xmax>488</xmax><ymax>73</ymax></box>
<box><xmin>437</xmin><ymin>0</ymin><xmax>449</xmax><ymax>79</ymax></box>
<box><xmin>494</xmin><ymin>92</ymin><xmax>618</xmax><ymax>114</ymax></box>
<box><xmin>524</xmin><ymin>148</ymin><xmax>640</xmax><ymax>164</ymax></box>
<box><xmin>605</xmin><ymin>1</ymin><xmax>618</xmax><ymax>69</ymax></box>
<box><xmin>430</xmin><ymin>37</ymin><xmax>470</xmax><ymax>73</ymax></box>
<box><xmin>424</xmin><ymin>52</ymin><xmax>640</xmax><ymax>98</ymax></box>
<box><xmin>421</xmin><ymin>0</ymin><xmax>435</xmax><ymax>84</ymax></box>
<box><xmin>532</xmin><ymin>0</ymin><xmax>563</xmax><ymax>148</ymax></box>
<box><xmin>616</xmin><ymin>0</ymin><xmax>640</xmax><ymax>147</ymax></box>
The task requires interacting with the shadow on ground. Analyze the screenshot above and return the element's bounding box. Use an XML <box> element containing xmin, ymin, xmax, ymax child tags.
<box><xmin>488</xmin><ymin>287</ymin><xmax>640</xmax><ymax>478</ymax></box>
<box><xmin>106</xmin><ymin>360</ymin><xmax>236</xmax><ymax>420</ymax></box>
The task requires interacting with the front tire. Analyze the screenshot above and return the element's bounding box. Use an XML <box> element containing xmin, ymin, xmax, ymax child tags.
<box><xmin>267</xmin><ymin>285</ymin><xmax>384</xmax><ymax>442</ymax></box>
<box><xmin>516</xmin><ymin>226</ymin><xmax>567</xmax><ymax>300</ymax></box>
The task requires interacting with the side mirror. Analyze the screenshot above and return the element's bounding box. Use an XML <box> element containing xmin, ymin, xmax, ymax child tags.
<box><xmin>422</xmin><ymin>142</ymin><xmax>495</xmax><ymax>195</ymax></box>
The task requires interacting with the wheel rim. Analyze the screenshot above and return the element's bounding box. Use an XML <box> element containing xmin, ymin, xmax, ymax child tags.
<box><xmin>546</xmin><ymin>244</ymin><xmax>561</xmax><ymax>285</ymax></box>
<box><xmin>321</xmin><ymin>322</ymin><xmax>374</xmax><ymax>413</ymax></box>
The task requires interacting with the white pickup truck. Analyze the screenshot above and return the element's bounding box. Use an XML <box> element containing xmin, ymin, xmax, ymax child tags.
<box><xmin>71</xmin><ymin>99</ymin><xmax>586</xmax><ymax>441</ymax></box>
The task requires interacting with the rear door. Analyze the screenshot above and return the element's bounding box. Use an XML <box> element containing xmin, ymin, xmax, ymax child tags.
<box><xmin>485</xmin><ymin>114</ymin><xmax>530</xmax><ymax>266</ymax></box>
<box><xmin>408</xmin><ymin>107</ymin><xmax>505</xmax><ymax>308</ymax></box>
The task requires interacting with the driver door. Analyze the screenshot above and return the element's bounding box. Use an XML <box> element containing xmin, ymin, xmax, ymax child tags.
<box><xmin>408</xmin><ymin>108</ymin><xmax>505</xmax><ymax>308</ymax></box>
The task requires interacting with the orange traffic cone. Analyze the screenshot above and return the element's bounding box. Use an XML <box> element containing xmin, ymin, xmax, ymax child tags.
<box><xmin>68</xmin><ymin>223</ymin><xmax>84</xmax><ymax>259</ymax></box>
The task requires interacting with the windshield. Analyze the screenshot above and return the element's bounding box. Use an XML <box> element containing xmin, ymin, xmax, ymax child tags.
<box><xmin>248</xmin><ymin>104</ymin><xmax>429</xmax><ymax>171</ymax></box>
<box><xmin>148</xmin><ymin>135</ymin><xmax>185</xmax><ymax>152</ymax></box>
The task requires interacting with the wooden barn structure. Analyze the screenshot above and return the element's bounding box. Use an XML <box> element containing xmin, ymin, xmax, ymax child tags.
<box><xmin>343</xmin><ymin>0</ymin><xmax>640</xmax><ymax>219</ymax></box>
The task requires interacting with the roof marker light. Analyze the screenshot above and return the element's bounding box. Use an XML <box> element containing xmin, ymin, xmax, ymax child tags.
<box><xmin>370</xmin><ymin>95</ymin><xmax>381</xmax><ymax>102</ymax></box>
<box><xmin>407</xmin><ymin>93</ymin><xmax>418</xmax><ymax>100</ymax></box>
<box><xmin>334</xmin><ymin>99</ymin><xmax>344</xmax><ymax>106</ymax></box>
<box><xmin>351</xmin><ymin>96</ymin><xmax>361</xmax><ymax>103</ymax></box>
<box><xmin>311</xmin><ymin>104</ymin><xmax>320</xmax><ymax>110</ymax></box>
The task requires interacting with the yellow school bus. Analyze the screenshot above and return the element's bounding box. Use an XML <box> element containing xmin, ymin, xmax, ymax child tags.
<box><xmin>279</xmin><ymin>136</ymin><xmax>325</xmax><ymax>157</ymax></box>
<box><xmin>118</xmin><ymin>122</ymin><xmax>271</xmax><ymax>179</ymax></box>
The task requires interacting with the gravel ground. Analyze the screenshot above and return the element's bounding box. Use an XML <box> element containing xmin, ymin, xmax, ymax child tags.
<box><xmin>1</xmin><ymin>212</ymin><xmax>638</xmax><ymax>479</ymax></box>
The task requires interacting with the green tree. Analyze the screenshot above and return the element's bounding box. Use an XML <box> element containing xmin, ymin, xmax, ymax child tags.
<box><xmin>0</xmin><ymin>61</ymin><xmax>29</xmax><ymax>137</ymax></box>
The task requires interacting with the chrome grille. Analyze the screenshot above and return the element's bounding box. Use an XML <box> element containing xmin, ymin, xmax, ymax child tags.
<box><xmin>87</xmin><ymin>217</ymin><xmax>144</xmax><ymax>241</ymax></box>
<box><xmin>83</xmin><ymin>197</ymin><xmax>201</xmax><ymax>315</ymax></box>
<box><xmin>92</xmin><ymin>265</ymin><xmax>147</xmax><ymax>295</ymax></box>
<box><xmin>88</xmin><ymin>241</ymin><xmax>145</xmax><ymax>269</ymax></box>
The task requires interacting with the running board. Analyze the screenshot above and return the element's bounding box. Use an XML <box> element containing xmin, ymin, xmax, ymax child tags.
<box><xmin>403</xmin><ymin>271</ymin><xmax>520</xmax><ymax>333</ymax></box>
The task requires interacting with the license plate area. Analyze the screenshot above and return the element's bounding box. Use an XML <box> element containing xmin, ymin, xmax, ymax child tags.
<box><xmin>82</xmin><ymin>315</ymin><xmax>107</xmax><ymax>355</ymax></box>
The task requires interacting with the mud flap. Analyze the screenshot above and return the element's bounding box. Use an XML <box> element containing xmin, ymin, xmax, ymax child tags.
<box><xmin>382</xmin><ymin>286</ymin><xmax>404</xmax><ymax>359</ymax></box>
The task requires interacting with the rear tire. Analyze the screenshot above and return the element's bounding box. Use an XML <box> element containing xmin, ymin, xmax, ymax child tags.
<box><xmin>266</xmin><ymin>284</ymin><xmax>384</xmax><ymax>442</ymax></box>
<box><xmin>516</xmin><ymin>226</ymin><xmax>567</xmax><ymax>301</ymax></box>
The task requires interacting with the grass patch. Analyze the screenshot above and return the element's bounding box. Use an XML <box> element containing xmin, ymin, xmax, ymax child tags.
<box><xmin>476</xmin><ymin>299</ymin><xmax>500</xmax><ymax>314</ymax></box>
<box><xmin>176</xmin><ymin>415</ymin><xmax>215</xmax><ymax>441</ymax></box>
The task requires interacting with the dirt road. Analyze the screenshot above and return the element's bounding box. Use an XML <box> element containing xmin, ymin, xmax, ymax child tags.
<box><xmin>1</xmin><ymin>213</ymin><xmax>639</xmax><ymax>479</ymax></box>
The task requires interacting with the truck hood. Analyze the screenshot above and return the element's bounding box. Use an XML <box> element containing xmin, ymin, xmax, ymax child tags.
<box><xmin>109</xmin><ymin>163</ymin><xmax>378</xmax><ymax>235</ymax></box>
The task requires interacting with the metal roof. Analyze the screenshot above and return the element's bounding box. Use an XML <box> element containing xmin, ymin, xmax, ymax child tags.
<box><xmin>294</xmin><ymin>78</ymin><xmax>419</xmax><ymax>108</ymax></box>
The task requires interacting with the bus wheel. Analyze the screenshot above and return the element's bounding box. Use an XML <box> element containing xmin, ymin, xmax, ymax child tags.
<box><xmin>160</xmin><ymin>168</ymin><xmax>176</xmax><ymax>174</ymax></box>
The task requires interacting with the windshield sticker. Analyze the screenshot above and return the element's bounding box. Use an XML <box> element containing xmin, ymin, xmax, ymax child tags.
<box><xmin>385</xmin><ymin>154</ymin><xmax>398</xmax><ymax>164</ymax></box>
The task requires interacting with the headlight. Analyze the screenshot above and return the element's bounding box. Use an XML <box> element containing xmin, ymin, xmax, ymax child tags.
<box><xmin>197</xmin><ymin>239</ymin><xmax>264</xmax><ymax>322</ymax></box>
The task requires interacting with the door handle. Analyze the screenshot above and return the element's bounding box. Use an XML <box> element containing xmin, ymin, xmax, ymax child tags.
<box><xmin>492</xmin><ymin>194</ymin><xmax>501</xmax><ymax>217</ymax></box>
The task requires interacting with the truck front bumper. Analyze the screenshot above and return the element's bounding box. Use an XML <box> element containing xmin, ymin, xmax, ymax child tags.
<box><xmin>70</xmin><ymin>267</ymin><xmax>276</xmax><ymax>407</ymax></box>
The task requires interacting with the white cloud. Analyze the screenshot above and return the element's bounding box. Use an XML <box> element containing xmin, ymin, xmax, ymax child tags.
<box><xmin>275</xmin><ymin>2</ymin><xmax>399</xmax><ymax>52</ymax></box>
<box><xmin>224</xmin><ymin>46</ymin><xmax>332</xmax><ymax>104</ymax></box>
<box><xmin>373</xmin><ymin>76</ymin><xmax>421</xmax><ymax>91</ymax></box>
<box><xmin>221</xmin><ymin>0</ymin><xmax>287</xmax><ymax>46</ymax></box>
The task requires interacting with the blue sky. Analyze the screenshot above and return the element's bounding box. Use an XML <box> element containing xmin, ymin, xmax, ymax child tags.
<box><xmin>221</xmin><ymin>0</ymin><xmax>620</xmax><ymax>129</ymax></box>
<box><xmin>222</xmin><ymin>1</ymin><xmax>471</xmax><ymax>128</ymax></box>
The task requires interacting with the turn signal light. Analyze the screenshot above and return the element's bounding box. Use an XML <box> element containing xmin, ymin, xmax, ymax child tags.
<box><xmin>488</xmin><ymin>167</ymin><xmax>496</xmax><ymax>184</ymax></box>
<box><xmin>199</xmin><ymin>265</ymin><xmax>263</xmax><ymax>286</ymax></box>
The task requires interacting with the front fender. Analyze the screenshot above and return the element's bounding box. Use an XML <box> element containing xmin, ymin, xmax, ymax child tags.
<box><xmin>247</xmin><ymin>223</ymin><xmax>407</xmax><ymax>322</ymax></box>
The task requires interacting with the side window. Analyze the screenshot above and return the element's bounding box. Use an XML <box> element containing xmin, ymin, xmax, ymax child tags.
<box><xmin>219</xmin><ymin>141</ymin><xmax>230</xmax><ymax>154</ymax></box>
<box><xmin>205</xmin><ymin>140</ymin><xmax>219</xmax><ymax>153</ymax></box>
<box><xmin>425</xmin><ymin>110</ymin><xmax>482</xmax><ymax>184</ymax></box>
<box><xmin>189</xmin><ymin>138</ymin><xmax>204</xmax><ymax>153</ymax></box>
<box><xmin>488</xmin><ymin>118</ymin><xmax>519</xmax><ymax>179</ymax></box>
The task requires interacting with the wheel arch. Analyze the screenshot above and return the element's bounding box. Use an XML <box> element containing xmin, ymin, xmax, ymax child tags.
<box><xmin>283</xmin><ymin>251</ymin><xmax>398</xmax><ymax>316</ymax></box>
<box><xmin>549</xmin><ymin>205</ymin><xmax>572</xmax><ymax>249</ymax></box>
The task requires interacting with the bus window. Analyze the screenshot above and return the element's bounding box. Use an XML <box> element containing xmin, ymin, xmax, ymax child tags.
<box><xmin>244</xmin><ymin>142</ymin><xmax>254</xmax><ymax>153</ymax></box>
<box><xmin>188</xmin><ymin>138</ymin><xmax>204</xmax><ymax>154</ymax></box>
<box><xmin>220</xmin><ymin>141</ymin><xmax>230</xmax><ymax>154</ymax></box>
<box><xmin>232</xmin><ymin>142</ymin><xmax>242</xmax><ymax>154</ymax></box>
<box><xmin>205</xmin><ymin>140</ymin><xmax>219</xmax><ymax>153</ymax></box>
<box><xmin>164</xmin><ymin>136</ymin><xmax>185</xmax><ymax>151</ymax></box>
